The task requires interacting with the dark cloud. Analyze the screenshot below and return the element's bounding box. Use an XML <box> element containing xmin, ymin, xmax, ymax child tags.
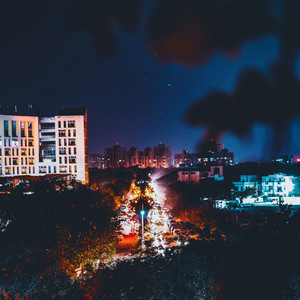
<box><xmin>64</xmin><ymin>0</ymin><xmax>142</xmax><ymax>58</ymax></box>
<box><xmin>146</xmin><ymin>0</ymin><xmax>271</xmax><ymax>65</ymax></box>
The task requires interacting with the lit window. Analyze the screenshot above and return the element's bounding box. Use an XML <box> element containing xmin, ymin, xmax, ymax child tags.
<box><xmin>12</xmin><ymin>138</ymin><xmax>19</xmax><ymax>147</ymax></box>
<box><xmin>21</xmin><ymin>121</ymin><xmax>26</xmax><ymax>137</ymax></box>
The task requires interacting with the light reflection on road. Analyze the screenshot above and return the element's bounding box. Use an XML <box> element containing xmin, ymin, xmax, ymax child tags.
<box><xmin>118</xmin><ymin>177</ymin><xmax>184</xmax><ymax>257</ymax></box>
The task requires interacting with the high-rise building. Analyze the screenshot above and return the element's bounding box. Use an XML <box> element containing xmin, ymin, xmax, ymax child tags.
<box><xmin>104</xmin><ymin>144</ymin><xmax>127</xmax><ymax>168</ymax></box>
<box><xmin>174</xmin><ymin>139</ymin><xmax>234</xmax><ymax>168</ymax></box>
<box><xmin>138</xmin><ymin>147</ymin><xmax>154</xmax><ymax>168</ymax></box>
<box><xmin>89</xmin><ymin>154</ymin><xmax>106</xmax><ymax>169</ymax></box>
<box><xmin>103</xmin><ymin>143</ymin><xmax>172</xmax><ymax>169</ymax></box>
<box><xmin>0</xmin><ymin>106</ymin><xmax>88</xmax><ymax>183</ymax></box>
<box><xmin>153</xmin><ymin>143</ymin><xmax>172</xmax><ymax>168</ymax></box>
<box><xmin>126</xmin><ymin>147</ymin><xmax>139</xmax><ymax>167</ymax></box>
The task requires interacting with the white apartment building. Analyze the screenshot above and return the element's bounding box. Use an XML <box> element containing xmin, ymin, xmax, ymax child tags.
<box><xmin>0</xmin><ymin>107</ymin><xmax>88</xmax><ymax>184</ymax></box>
<box><xmin>261</xmin><ymin>173</ymin><xmax>296</xmax><ymax>197</ymax></box>
<box><xmin>233</xmin><ymin>173</ymin><xmax>297</xmax><ymax>197</ymax></box>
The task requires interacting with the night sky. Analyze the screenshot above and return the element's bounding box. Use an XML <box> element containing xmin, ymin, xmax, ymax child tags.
<box><xmin>1</xmin><ymin>1</ymin><xmax>300</xmax><ymax>162</ymax></box>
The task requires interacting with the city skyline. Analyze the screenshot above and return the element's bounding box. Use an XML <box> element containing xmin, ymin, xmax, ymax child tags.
<box><xmin>2</xmin><ymin>2</ymin><xmax>300</xmax><ymax>163</ymax></box>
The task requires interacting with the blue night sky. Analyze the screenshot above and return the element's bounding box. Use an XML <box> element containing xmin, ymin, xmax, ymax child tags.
<box><xmin>1</xmin><ymin>1</ymin><xmax>300</xmax><ymax>162</ymax></box>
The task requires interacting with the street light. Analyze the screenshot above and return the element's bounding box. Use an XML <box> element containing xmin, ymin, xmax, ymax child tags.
<box><xmin>140</xmin><ymin>208</ymin><xmax>145</xmax><ymax>249</ymax></box>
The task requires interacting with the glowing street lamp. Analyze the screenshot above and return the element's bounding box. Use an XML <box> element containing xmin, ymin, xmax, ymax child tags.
<box><xmin>140</xmin><ymin>208</ymin><xmax>145</xmax><ymax>249</ymax></box>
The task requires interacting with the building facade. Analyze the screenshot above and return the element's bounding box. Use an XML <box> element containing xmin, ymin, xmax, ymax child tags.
<box><xmin>103</xmin><ymin>143</ymin><xmax>172</xmax><ymax>169</ymax></box>
<box><xmin>233</xmin><ymin>173</ymin><xmax>297</xmax><ymax>197</ymax></box>
<box><xmin>177</xmin><ymin>166</ymin><xmax>224</xmax><ymax>183</ymax></box>
<box><xmin>0</xmin><ymin>107</ymin><xmax>88</xmax><ymax>183</ymax></box>
<box><xmin>174</xmin><ymin>139</ymin><xmax>234</xmax><ymax>168</ymax></box>
<box><xmin>104</xmin><ymin>144</ymin><xmax>127</xmax><ymax>168</ymax></box>
<box><xmin>232</xmin><ymin>175</ymin><xmax>260</xmax><ymax>192</ymax></box>
<box><xmin>89</xmin><ymin>154</ymin><xmax>106</xmax><ymax>169</ymax></box>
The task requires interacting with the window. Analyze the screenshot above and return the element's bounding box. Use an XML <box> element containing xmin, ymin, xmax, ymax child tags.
<box><xmin>28</xmin><ymin>122</ymin><xmax>33</xmax><ymax>137</ymax></box>
<box><xmin>69</xmin><ymin>156</ymin><xmax>76</xmax><ymax>164</ymax></box>
<box><xmin>59</xmin><ymin>157</ymin><xmax>62</xmax><ymax>164</ymax></box>
<box><xmin>59</xmin><ymin>148</ymin><xmax>66</xmax><ymax>155</ymax></box>
<box><xmin>21</xmin><ymin>148</ymin><xmax>27</xmax><ymax>156</ymax></box>
<box><xmin>74</xmin><ymin>147</ymin><xmax>77</xmax><ymax>155</ymax></box>
<box><xmin>59</xmin><ymin>166</ymin><xmax>67</xmax><ymax>173</ymax></box>
<box><xmin>68</xmin><ymin>148</ymin><xmax>71</xmax><ymax>155</ymax></box>
<box><xmin>59</xmin><ymin>139</ymin><xmax>62</xmax><ymax>146</ymax></box>
<box><xmin>64</xmin><ymin>139</ymin><xmax>67</xmax><ymax>146</ymax></box>
<box><xmin>59</xmin><ymin>130</ymin><xmax>66</xmax><ymax>137</ymax></box>
<box><xmin>12</xmin><ymin>121</ymin><xmax>17</xmax><ymax>137</ymax></box>
<box><xmin>43</xmin><ymin>149</ymin><xmax>55</xmax><ymax>156</ymax></box>
<box><xmin>4</xmin><ymin>120</ymin><xmax>9</xmax><ymax>137</ymax></box>
<box><xmin>28</xmin><ymin>158</ymin><xmax>34</xmax><ymax>165</ymax></box>
<box><xmin>64</xmin><ymin>157</ymin><xmax>67</xmax><ymax>164</ymax></box>
<box><xmin>73</xmin><ymin>129</ymin><xmax>76</xmax><ymax>137</ymax></box>
<box><xmin>5</xmin><ymin>167</ymin><xmax>11</xmax><ymax>175</ymax></box>
<box><xmin>68</xmin><ymin>129</ymin><xmax>71</xmax><ymax>137</ymax></box>
<box><xmin>5</xmin><ymin>148</ymin><xmax>11</xmax><ymax>156</ymax></box>
<box><xmin>68</xmin><ymin>120</ymin><xmax>75</xmax><ymax>128</ymax></box>
<box><xmin>68</xmin><ymin>139</ymin><xmax>76</xmax><ymax>146</ymax></box>
<box><xmin>21</xmin><ymin>121</ymin><xmax>26</xmax><ymax>137</ymax></box>
<box><xmin>39</xmin><ymin>166</ymin><xmax>47</xmax><ymax>174</ymax></box>
<box><xmin>41</xmin><ymin>131</ymin><xmax>55</xmax><ymax>138</ymax></box>
<box><xmin>28</xmin><ymin>139</ymin><xmax>34</xmax><ymax>147</ymax></box>
<box><xmin>64</xmin><ymin>121</ymin><xmax>66</xmax><ymax>128</ymax></box>
<box><xmin>58</xmin><ymin>121</ymin><xmax>61</xmax><ymax>128</ymax></box>
<box><xmin>12</xmin><ymin>158</ymin><xmax>18</xmax><ymax>165</ymax></box>
<box><xmin>12</xmin><ymin>138</ymin><xmax>19</xmax><ymax>147</ymax></box>
<box><xmin>21</xmin><ymin>167</ymin><xmax>27</xmax><ymax>174</ymax></box>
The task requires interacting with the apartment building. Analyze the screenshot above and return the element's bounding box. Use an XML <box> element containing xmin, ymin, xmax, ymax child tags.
<box><xmin>0</xmin><ymin>107</ymin><xmax>88</xmax><ymax>183</ymax></box>
<box><xmin>174</xmin><ymin>139</ymin><xmax>234</xmax><ymax>168</ymax></box>
<box><xmin>177</xmin><ymin>166</ymin><xmax>224</xmax><ymax>183</ymax></box>
<box><xmin>233</xmin><ymin>173</ymin><xmax>297</xmax><ymax>197</ymax></box>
